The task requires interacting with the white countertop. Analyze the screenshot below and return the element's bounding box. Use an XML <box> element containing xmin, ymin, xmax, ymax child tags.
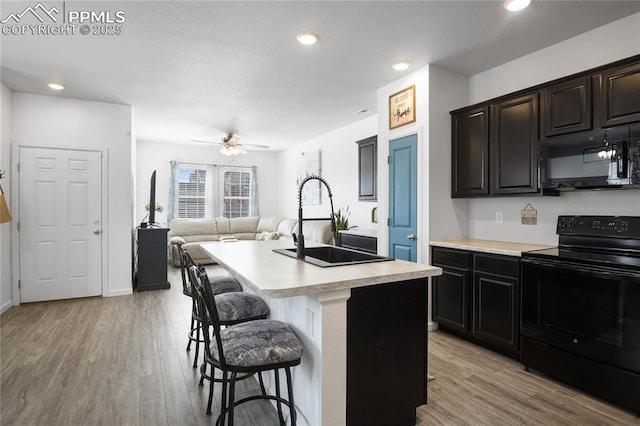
<box><xmin>201</xmin><ymin>240</ymin><xmax>442</xmax><ymax>298</ymax></box>
<box><xmin>339</xmin><ymin>228</ymin><xmax>377</xmax><ymax>238</ymax></box>
<box><xmin>429</xmin><ymin>238</ymin><xmax>555</xmax><ymax>257</ymax></box>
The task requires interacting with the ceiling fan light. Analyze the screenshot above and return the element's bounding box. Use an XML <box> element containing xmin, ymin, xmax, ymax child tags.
<box><xmin>504</xmin><ymin>0</ymin><xmax>532</xmax><ymax>12</ymax></box>
<box><xmin>220</xmin><ymin>145</ymin><xmax>234</xmax><ymax>156</ymax></box>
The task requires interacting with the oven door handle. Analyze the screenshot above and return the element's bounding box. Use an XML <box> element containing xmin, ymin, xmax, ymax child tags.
<box><xmin>521</xmin><ymin>257</ymin><xmax>640</xmax><ymax>279</ymax></box>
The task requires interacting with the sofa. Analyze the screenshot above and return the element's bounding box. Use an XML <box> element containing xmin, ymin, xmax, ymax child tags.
<box><xmin>168</xmin><ymin>216</ymin><xmax>333</xmax><ymax>267</ymax></box>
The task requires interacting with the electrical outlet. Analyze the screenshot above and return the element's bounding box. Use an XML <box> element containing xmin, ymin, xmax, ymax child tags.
<box><xmin>496</xmin><ymin>212</ymin><xmax>504</xmax><ymax>223</ymax></box>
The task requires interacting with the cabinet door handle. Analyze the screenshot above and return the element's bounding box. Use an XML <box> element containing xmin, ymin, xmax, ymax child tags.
<box><xmin>407</xmin><ymin>234</ymin><xmax>416</xmax><ymax>241</ymax></box>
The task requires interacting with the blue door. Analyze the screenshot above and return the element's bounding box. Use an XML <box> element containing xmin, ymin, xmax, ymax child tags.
<box><xmin>389</xmin><ymin>134</ymin><xmax>418</xmax><ymax>262</ymax></box>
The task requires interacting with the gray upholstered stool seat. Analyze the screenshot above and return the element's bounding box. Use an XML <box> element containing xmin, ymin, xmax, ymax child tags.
<box><xmin>212</xmin><ymin>319</ymin><xmax>303</xmax><ymax>368</ymax></box>
<box><xmin>208</xmin><ymin>275</ymin><xmax>243</xmax><ymax>295</ymax></box>
<box><xmin>215</xmin><ymin>293</ymin><xmax>270</xmax><ymax>326</ymax></box>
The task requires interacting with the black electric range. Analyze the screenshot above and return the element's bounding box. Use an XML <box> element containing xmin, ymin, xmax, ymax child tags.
<box><xmin>520</xmin><ymin>215</ymin><xmax>640</xmax><ymax>415</ymax></box>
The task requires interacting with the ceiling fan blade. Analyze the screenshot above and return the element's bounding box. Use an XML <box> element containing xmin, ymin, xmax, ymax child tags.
<box><xmin>190</xmin><ymin>139</ymin><xmax>222</xmax><ymax>145</ymax></box>
<box><xmin>240</xmin><ymin>143</ymin><xmax>270</xmax><ymax>149</ymax></box>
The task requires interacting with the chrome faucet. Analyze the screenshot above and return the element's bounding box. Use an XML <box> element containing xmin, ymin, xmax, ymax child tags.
<box><xmin>295</xmin><ymin>175</ymin><xmax>336</xmax><ymax>259</ymax></box>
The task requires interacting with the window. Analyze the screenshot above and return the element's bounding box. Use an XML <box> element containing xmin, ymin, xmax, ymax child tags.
<box><xmin>172</xmin><ymin>164</ymin><xmax>255</xmax><ymax>219</ymax></box>
<box><xmin>178</xmin><ymin>165</ymin><xmax>206</xmax><ymax>218</ymax></box>
<box><xmin>223</xmin><ymin>169</ymin><xmax>252</xmax><ymax>218</ymax></box>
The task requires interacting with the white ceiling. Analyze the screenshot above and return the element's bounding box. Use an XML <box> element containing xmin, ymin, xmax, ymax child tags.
<box><xmin>2</xmin><ymin>1</ymin><xmax>639</xmax><ymax>151</ymax></box>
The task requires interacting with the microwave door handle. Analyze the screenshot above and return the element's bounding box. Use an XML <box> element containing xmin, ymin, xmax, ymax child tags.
<box><xmin>618</xmin><ymin>142</ymin><xmax>628</xmax><ymax>178</ymax></box>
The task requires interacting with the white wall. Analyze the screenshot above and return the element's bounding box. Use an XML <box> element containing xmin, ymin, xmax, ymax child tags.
<box><xmin>11</xmin><ymin>93</ymin><xmax>134</xmax><ymax>298</ymax></box>
<box><xmin>428</xmin><ymin>65</ymin><xmax>470</xmax><ymax>243</ymax></box>
<box><xmin>136</xmin><ymin>140</ymin><xmax>281</xmax><ymax>224</ymax></box>
<box><xmin>0</xmin><ymin>84</ymin><xmax>12</xmax><ymax>313</ymax></box>
<box><xmin>376</xmin><ymin>66</ymin><xmax>429</xmax><ymax>261</ymax></box>
<box><xmin>470</xmin><ymin>13</ymin><xmax>640</xmax><ymax>104</ymax></box>
<box><xmin>466</xmin><ymin>13</ymin><xmax>640</xmax><ymax>245</ymax></box>
<box><xmin>277</xmin><ymin>115</ymin><xmax>378</xmax><ymax>229</ymax></box>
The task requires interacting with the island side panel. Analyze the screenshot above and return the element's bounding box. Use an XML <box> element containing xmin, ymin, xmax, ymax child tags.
<box><xmin>347</xmin><ymin>278</ymin><xmax>428</xmax><ymax>426</ymax></box>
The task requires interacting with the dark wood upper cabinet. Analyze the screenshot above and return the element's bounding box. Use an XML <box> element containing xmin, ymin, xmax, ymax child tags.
<box><xmin>450</xmin><ymin>54</ymin><xmax>640</xmax><ymax>198</ymax></box>
<box><xmin>594</xmin><ymin>61</ymin><xmax>640</xmax><ymax>128</ymax></box>
<box><xmin>541</xmin><ymin>77</ymin><xmax>592</xmax><ymax>137</ymax></box>
<box><xmin>451</xmin><ymin>105</ymin><xmax>489</xmax><ymax>197</ymax></box>
<box><xmin>356</xmin><ymin>136</ymin><xmax>377</xmax><ymax>201</ymax></box>
<box><xmin>491</xmin><ymin>93</ymin><xmax>539</xmax><ymax>195</ymax></box>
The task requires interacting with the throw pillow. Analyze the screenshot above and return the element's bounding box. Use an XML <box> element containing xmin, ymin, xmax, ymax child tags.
<box><xmin>256</xmin><ymin>231</ymin><xmax>279</xmax><ymax>241</ymax></box>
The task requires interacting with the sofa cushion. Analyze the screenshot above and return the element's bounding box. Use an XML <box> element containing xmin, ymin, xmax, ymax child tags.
<box><xmin>183</xmin><ymin>235</ymin><xmax>220</xmax><ymax>243</ymax></box>
<box><xmin>213</xmin><ymin>217</ymin><xmax>231</xmax><ymax>235</ymax></box>
<box><xmin>169</xmin><ymin>219</ymin><xmax>217</xmax><ymax>237</ymax></box>
<box><xmin>218</xmin><ymin>216</ymin><xmax>258</xmax><ymax>240</ymax></box>
<box><xmin>276</xmin><ymin>218</ymin><xmax>297</xmax><ymax>239</ymax></box>
<box><xmin>257</xmin><ymin>217</ymin><xmax>284</xmax><ymax>233</ymax></box>
<box><xmin>302</xmin><ymin>220</ymin><xmax>333</xmax><ymax>244</ymax></box>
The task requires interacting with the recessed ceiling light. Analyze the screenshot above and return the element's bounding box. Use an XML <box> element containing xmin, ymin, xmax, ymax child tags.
<box><xmin>47</xmin><ymin>82</ymin><xmax>65</xmax><ymax>90</ymax></box>
<box><xmin>297</xmin><ymin>32</ymin><xmax>319</xmax><ymax>45</ymax></box>
<box><xmin>392</xmin><ymin>61</ymin><xmax>411</xmax><ymax>71</ymax></box>
<box><xmin>353</xmin><ymin>109</ymin><xmax>370</xmax><ymax>115</ymax></box>
<box><xmin>504</xmin><ymin>0</ymin><xmax>532</xmax><ymax>12</ymax></box>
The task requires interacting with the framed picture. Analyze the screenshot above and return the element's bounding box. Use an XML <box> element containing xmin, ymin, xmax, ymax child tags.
<box><xmin>389</xmin><ymin>85</ymin><xmax>416</xmax><ymax>129</ymax></box>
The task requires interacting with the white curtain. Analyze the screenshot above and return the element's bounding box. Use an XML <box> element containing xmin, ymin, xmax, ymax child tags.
<box><xmin>167</xmin><ymin>160</ymin><xmax>179</xmax><ymax>223</ymax></box>
<box><xmin>250</xmin><ymin>166</ymin><xmax>259</xmax><ymax>217</ymax></box>
<box><xmin>205</xmin><ymin>164</ymin><xmax>222</xmax><ymax>217</ymax></box>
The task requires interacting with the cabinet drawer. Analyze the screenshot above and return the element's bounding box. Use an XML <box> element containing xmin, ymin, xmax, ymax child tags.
<box><xmin>431</xmin><ymin>247</ymin><xmax>471</xmax><ymax>268</ymax></box>
<box><xmin>473</xmin><ymin>253</ymin><xmax>519</xmax><ymax>277</ymax></box>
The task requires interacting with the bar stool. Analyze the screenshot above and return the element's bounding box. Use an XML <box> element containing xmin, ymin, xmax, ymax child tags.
<box><xmin>192</xmin><ymin>266</ymin><xmax>302</xmax><ymax>425</ymax></box>
<box><xmin>177</xmin><ymin>243</ymin><xmax>269</xmax><ymax>368</ymax></box>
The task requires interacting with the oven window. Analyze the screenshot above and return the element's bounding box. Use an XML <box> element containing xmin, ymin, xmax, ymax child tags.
<box><xmin>537</xmin><ymin>274</ymin><xmax>623</xmax><ymax>346</ymax></box>
<box><xmin>523</xmin><ymin>263</ymin><xmax>625</xmax><ymax>346</ymax></box>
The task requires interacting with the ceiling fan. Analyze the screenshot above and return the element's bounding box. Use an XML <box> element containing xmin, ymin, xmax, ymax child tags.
<box><xmin>190</xmin><ymin>133</ymin><xmax>269</xmax><ymax>156</ymax></box>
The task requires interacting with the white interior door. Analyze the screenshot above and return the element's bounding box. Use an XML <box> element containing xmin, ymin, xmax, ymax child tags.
<box><xmin>19</xmin><ymin>147</ymin><xmax>102</xmax><ymax>303</ymax></box>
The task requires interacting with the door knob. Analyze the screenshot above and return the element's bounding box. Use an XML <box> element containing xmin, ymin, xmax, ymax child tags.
<box><xmin>94</xmin><ymin>229</ymin><xmax>102</xmax><ymax>235</ymax></box>
<box><xmin>407</xmin><ymin>234</ymin><xmax>416</xmax><ymax>241</ymax></box>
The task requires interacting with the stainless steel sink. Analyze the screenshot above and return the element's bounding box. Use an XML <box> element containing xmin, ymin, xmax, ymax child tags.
<box><xmin>273</xmin><ymin>246</ymin><xmax>394</xmax><ymax>267</ymax></box>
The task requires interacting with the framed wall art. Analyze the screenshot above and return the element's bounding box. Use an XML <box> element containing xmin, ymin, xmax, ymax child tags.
<box><xmin>296</xmin><ymin>149</ymin><xmax>321</xmax><ymax>205</ymax></box>
<box><xmin>389</xmin><ymin>85</ymin><xmax>416</xmax><ymax>129</ymax></box>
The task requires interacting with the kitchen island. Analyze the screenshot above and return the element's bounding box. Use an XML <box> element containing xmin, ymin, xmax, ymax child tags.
<box><xmin>201</xmin><ymin>240</ymin><xmax>442</xmax><ymax>426</ymax></box>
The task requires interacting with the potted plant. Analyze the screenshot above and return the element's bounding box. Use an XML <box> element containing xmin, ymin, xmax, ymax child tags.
<box><xmin>332</xmin><ymin>206</ymin><xmax>352</xmax><ymax>246</ymax></box>
<box><xmin>142</xmin><ymin>201</ymin><xmax>164</xmax><ymax>226</ymax></box>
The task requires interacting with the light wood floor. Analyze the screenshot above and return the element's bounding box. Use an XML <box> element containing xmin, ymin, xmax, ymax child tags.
<box><xmin>1</xmin><ymin>264</ymin><xmax>638</xmax><ymax>426</ymax></box>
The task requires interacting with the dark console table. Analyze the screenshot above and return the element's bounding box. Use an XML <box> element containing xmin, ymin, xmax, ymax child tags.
<box><xmin>135</xmin><ymin>226</ymin><xmax>170</xmax><ymax>291</ymax></box>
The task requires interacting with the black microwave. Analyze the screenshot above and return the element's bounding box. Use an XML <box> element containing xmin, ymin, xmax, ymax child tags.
<box><xmin>539</xmin><ymin>124</ymin><xmax>640</xmax><ymax>190</ymax></box>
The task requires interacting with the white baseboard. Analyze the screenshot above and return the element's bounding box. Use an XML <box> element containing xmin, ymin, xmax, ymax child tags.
<box><xmin>106</xmin><ymin>288</ymin><xmax>133</xmax><ymax>297</ymax></box>
<box><xmin>1</xmin><ymin>300</ymin><xmax>14</xmax><ymax>315</ymax></box>
<box><xmin>428</xmin><ymin>321</ymin><xmax>439</xmax><ymax>331</ymax></box>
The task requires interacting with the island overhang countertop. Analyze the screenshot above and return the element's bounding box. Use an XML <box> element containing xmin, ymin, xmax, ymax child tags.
<box><xmin>200</xmin><ymin>240</ymin><xmax>442</xmax><ymax>298</ymax></box>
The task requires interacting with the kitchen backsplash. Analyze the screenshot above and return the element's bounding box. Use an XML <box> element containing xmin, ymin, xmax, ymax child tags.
<box><xmin>468</xmin><ymin>190</ymin><xmax>640</xmax><ymax>245</ymax></box>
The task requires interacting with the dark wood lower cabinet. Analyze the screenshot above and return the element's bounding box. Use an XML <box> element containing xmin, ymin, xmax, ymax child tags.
<box><xmin>340</xmin><ymin>232</ymin><xmax>377</xmax><ymax>254</ymax></box>
<box><xmin>431</xmin><ymin>246</ymin><xmax>520</xmax><ymax>359</ymax></box>
<box><xmin>135</xmin><ymin>227</ymin><xmax>170</xmax><ymax>291</ymax></box>
<box><xmin>473</xmin><ymin>271</ymin><xmax>518</xmax><ymax>353</ymax></box>
<box><xmin>347</xmin><ymin>279</ymin><xmax>427</xmax><ymax>426</ymax></box>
